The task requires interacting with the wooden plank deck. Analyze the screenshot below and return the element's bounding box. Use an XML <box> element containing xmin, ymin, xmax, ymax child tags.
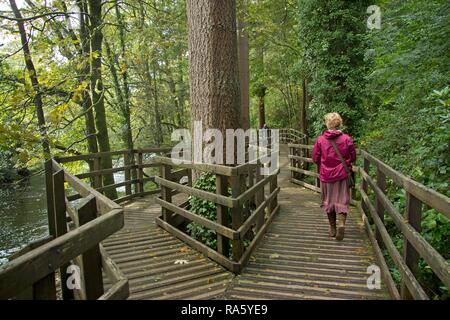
<box><xmin>102</xmin><ymin>196</ymin><xmax>234</xmax><ymax>300</ymax></box>
<box><xmin>102</xmin><ymin>145</ymin><xmax>390</xmax><ymax>300</ymax></box>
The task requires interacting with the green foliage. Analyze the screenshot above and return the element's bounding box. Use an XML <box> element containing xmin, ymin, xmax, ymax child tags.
<box><xmin>298</xmin><ymin>0</ymin><xmax>370</xmax><ymax>137</ymax></box>
<box><xmin>0</xmin><ymin>151</ymin><xmax>18</xmax><ymax>183</ymax></box>
<box><xmin>186</xmin><ymin>173</ymin><xmax>224</xmax><ymax>250</ymax></box>
<box><xmin>247</xmin><ymin>0</ymin><xmax>304</xmax><ymax>130</ymax></box>
<box><xmin>359</xmin><ymin>0</ymin><xmax>449</xmax><ymax>299</ymax></box>
<box><xmin>186</xmin><ymin>173</ymin><xmax>253</xmax><ymax>257</ymax></box>
<box><xmin>0</xmin><ymin>0</ymin><xmax>189</xmax><ymax>173</ymax></box>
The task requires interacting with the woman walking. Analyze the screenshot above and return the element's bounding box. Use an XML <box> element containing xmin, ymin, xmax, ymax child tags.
<box><xmin>312</xmin><ymin>113</ymin><xmax>356</xmax><ymax>240</ymax></box>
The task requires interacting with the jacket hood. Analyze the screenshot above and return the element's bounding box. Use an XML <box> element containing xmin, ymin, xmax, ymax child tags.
<box><xmin>323</xmin><ymin>130</ymin><xmax>343</xmax><ymax>140</ymax></box>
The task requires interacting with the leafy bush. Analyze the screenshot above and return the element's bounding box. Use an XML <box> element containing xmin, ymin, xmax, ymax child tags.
<box><xmin>186</xmin><ymin>173</ymin><xmax>230</xmax><ymax>251</ymax></box>
<box><xmin>361</xmin><ymin>0</ymin><xmax>450</xmax><ymax>299</ymax></box>
<box><xmin>186</xmin><ymin>172</ymin><xmax>253</xmax><ymax>257</ymax></box>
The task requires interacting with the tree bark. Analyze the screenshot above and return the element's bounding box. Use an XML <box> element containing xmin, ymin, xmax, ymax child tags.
<box><xmin>114</xmin><ymin>0</ymin><xmax>133</xmax><ymax>152</ymax></box>
<box><xmin>77</xmin><ymin>0</ymin><xmax>99</xmax><ymax>157</ymax></box>
<box><xmin>238</xmin><ymin>0</ymin><xmax>250</xmax><ymax>130</ymax></box>
<box><xmin>88</xmin><ymin>0</ymin><xmax>117</xmax><ymax>199</ymax></box>
<box><xmin>187</xmin><ymin>0</ymin><xmax>242</xmax><ymax>153</ymax></box>
<box><xmin>9</xmin><ymin>0</ymin><xmax>50</xmax><ymax>158</ymax></box>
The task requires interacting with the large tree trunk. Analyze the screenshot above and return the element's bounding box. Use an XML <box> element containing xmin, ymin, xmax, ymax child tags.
<box><xmin>9</xmin><ymin>0</ymin><xmax>50</xmax><ymax>158</ymax></box>
<box><xmin>187</xmin><ymin>0</ymin><xmax>242</xmax><ymax>261</ymax></box>
<box><xmin>187</xmin><ymin>0</ymin><xmax>242</xmax><ymax>146</ymax></box>
<box><xmin>238</xmin><ymin>0</ymin><xmax>250</xmax><ymax>130</ymax></box>
<box><xmin>88</xmin><ymin>0</ymin><xmax>117</xmax><ymax>199</ymax></box>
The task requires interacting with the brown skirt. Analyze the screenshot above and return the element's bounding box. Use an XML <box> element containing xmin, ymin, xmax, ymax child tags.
<box><xmin>320</xmin><ymin>179</ymin><xmax>350</xmax><ymax>214</ymax></box>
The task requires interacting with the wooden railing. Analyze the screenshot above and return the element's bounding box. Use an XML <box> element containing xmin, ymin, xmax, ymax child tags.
<box><xmin>279</xmin><ymin>128</ymin><xmax>307</xmax><ymax>144</ymax></box>
<box><xmin>0</xmin><ymin>159</ymin><xmax>128</xmax><ymax>300</ymax></box>
<box><xmin>287</xmin><ymin>143</ymin><xmax>450</xmax><ymax>300</ymax></box>
<box><xmin>153</xmin><ymin>151</ymin><xmax>280</xmax><ymax>273</ymax></box>
<box><xmin>55</xmin><ymin>147</ymin><xmax>171</xmax><ymax>203</ymax></box>
<box><xmin>287</xmin><ymin>143</ymin><xmax>323</xmax><ymax>193</ymax></box>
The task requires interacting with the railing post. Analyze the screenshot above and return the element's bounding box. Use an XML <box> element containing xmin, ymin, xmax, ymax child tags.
<box><xmin>161</xmin><ymin>164</ymin><xmax>173</xmax><ymax>224</ymax></box>
<box><xmin>137</xmin><ymin>151</ymin><xmax>144</xmax><ymax>194</ymax></box>
<box><xmin>361</xmin><ymin>157</ymin><xmax>370</xmax><ymax>216</ymax></box>
<box><xmin>93</xmin><ymin>157</ymin><xmax>101</xmax><ymax>189</ymax></box>
<box><xmin>289</xmin><ymin>146</ymin><xmax>294</xmax><ymax>180</ymax></box>
<box><xmin>270</xmin><ymin>172</ymin><xmax>278</xmax><ymax>211</ymax></box>
<box><xmin>216</xmin><ymin>174</ymin><xmax>229</xmax><ymax>257</ymax></box>
<box><xmin>304</xmin><ymin>146</ymin><xmax>310</xmax><ymax>171</ymax></box>
<box><xmin>187</xmin><ymin>168</ymin><xmax>193</xmax><ymax>187</ymax></box>
<box><xmin>375</xmin><ymin>168</ymin><xmax>386</xmax><ymax>246</ymax></box>
<box><xmin>230</xmin><ymin>175</ymin><xmax>243</xmax><ymax>263</ymax></box>
<box><xmin>124</xmin><ymin>152</ymin><xmax>132</xmax><ymax>196</ymax></box>
<box><xmin>44</xmin><ymin>160</ymin><xmax>56</xmax><ymax>238</ymax></box>
<box><xmin>295</xmin><ymin>147</ymin><xmax>300</xmax><ymax>180</ymax></box>
<box><xmin>401</xmin><ymin>193</ymin><xmax>422</xmax><ymax>300</ymax></box>
<box><xmin>9</xmin><ymin>235</ymin><xmax>57</xmax><ymax>300</ymax></box>
<box><xmin>53</xmin><ymin>170</ymin><xmax>74</xmax><ymax>300</ymax></box>
<box><xmin>131</xmin><ymin>150</ymin><xmax>138</xmax><ymax>193</ymax></box>
<box><xmin>245</xmin><ymin>164</ymin><xmax>255</xmax><ymax>218</ymax></box>
<box><xmin>78</xmin><ymin>195</ymin><xmax>104</xmax><ymax>300</ymax></box>
<box><xmin>32</xmin><ymin>273</ymin><xmax>56</xmax><ymax>300</ymax></box>
<box><xmin>255</xmin><ymin>162</ymin><xmax>264</xmax><ymax>231</ymax></box>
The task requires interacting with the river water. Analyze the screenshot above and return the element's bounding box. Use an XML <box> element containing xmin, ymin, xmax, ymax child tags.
<box><xmin>0</xmin><ymin>153</ymin><xmax>162</xmax><ymax>266</ymax></box>
<box><xmin>0</xmin><ymin>170</ymin><xmax>128</xmax><ymax>266</ymax></box>
<box><xmin>0</xmin><ymin>172</ymin><xmax>48</xmax><ymax>265</ymax></box>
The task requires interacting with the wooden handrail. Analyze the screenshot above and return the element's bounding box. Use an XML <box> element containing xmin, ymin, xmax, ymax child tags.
<box><xmin>155</xmin><ymin>176</ymin><xmax>236</xmax><ymax>208</ymax></box>
<box><xmin>98</xmin><ymin>245</ymin><xmax>129</xmax><ymax>300</ymax></box>
<box><xmin>55</xmin><ymin>147</ymin><xmax>172</xmax><ymax>163</ymax></box>
<box><xmin>359</xmin><ymin>187</ymin><xmax>428</xmax><ymax>299</ymax></box>
<box><xmin>154</xmin><ymin>155</ymin><xmax>280</xmax><ymax>273</ymax></box>
<box><xmin>361</xmin><ymin>150</ymin><xmax>450</xmax><ymax>219</ymax></box>
<box><xmin>0</xmin><ymin>156</ymin><xmax>129</xmax><ymax>300</ymax></box>
<box><xmin>288</xmin><ymin>142</ymin><xmax>450</xmax><ymax>300</ymax></box>
<box><xmin>0</xmin><ymin>208</ymin><xmax>123</xmax><ymax>299</ymax></box>
<box><xmin>54</xmin><ymin>148</ymin><xmax>167</xmax><ymax>205</ymax></box>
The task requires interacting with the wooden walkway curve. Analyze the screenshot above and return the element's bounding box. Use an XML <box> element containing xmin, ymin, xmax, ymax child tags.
<box><xmin>102</xmin><ymin>145</ymin><xmax>389</xmax><ymax>300</ymax></box>
<box><xmin>102</xmin><ymin>197</ymin><xmax>233</xmax><ymax>300</ymax></box>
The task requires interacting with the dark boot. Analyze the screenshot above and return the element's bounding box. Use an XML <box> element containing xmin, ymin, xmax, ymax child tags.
<box><xmin>327</xmin><ymin>212</ymin><xmax>336</xmax><ymax>238</ymax></box>
<box><xmin>336</xmin><ymin>213</ymin><xmax>347</xmax><ymax>241</ymax></box>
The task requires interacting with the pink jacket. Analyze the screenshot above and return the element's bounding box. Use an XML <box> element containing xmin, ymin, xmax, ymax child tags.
<box><xmin>312</xmin><ymin>130</ymin><xmax>356</xmax><ymax>183</ymax></box>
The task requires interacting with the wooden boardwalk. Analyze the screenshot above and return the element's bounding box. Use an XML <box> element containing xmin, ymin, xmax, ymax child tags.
<box><xmin>102</xmin><ymin>196</ymin><xmax>233</xmax><ymax>300</ymax></box>
<box><xmin>102</xmin><ymin>146</ymin><xmax>390</xmax><ymax>300</ymax></box>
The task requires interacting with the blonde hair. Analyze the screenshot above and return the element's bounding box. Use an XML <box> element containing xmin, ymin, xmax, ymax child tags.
<box><xmin>324</xmin><ymin>112</ymin><xmax>343</xmax><ymax>130</ymax></box>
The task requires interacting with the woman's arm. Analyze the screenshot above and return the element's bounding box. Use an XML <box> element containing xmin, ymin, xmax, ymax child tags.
<box><xmin>312</xmin><ymin>138</ymin><xmax>321</xmax><ymax>164</ymax></box>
